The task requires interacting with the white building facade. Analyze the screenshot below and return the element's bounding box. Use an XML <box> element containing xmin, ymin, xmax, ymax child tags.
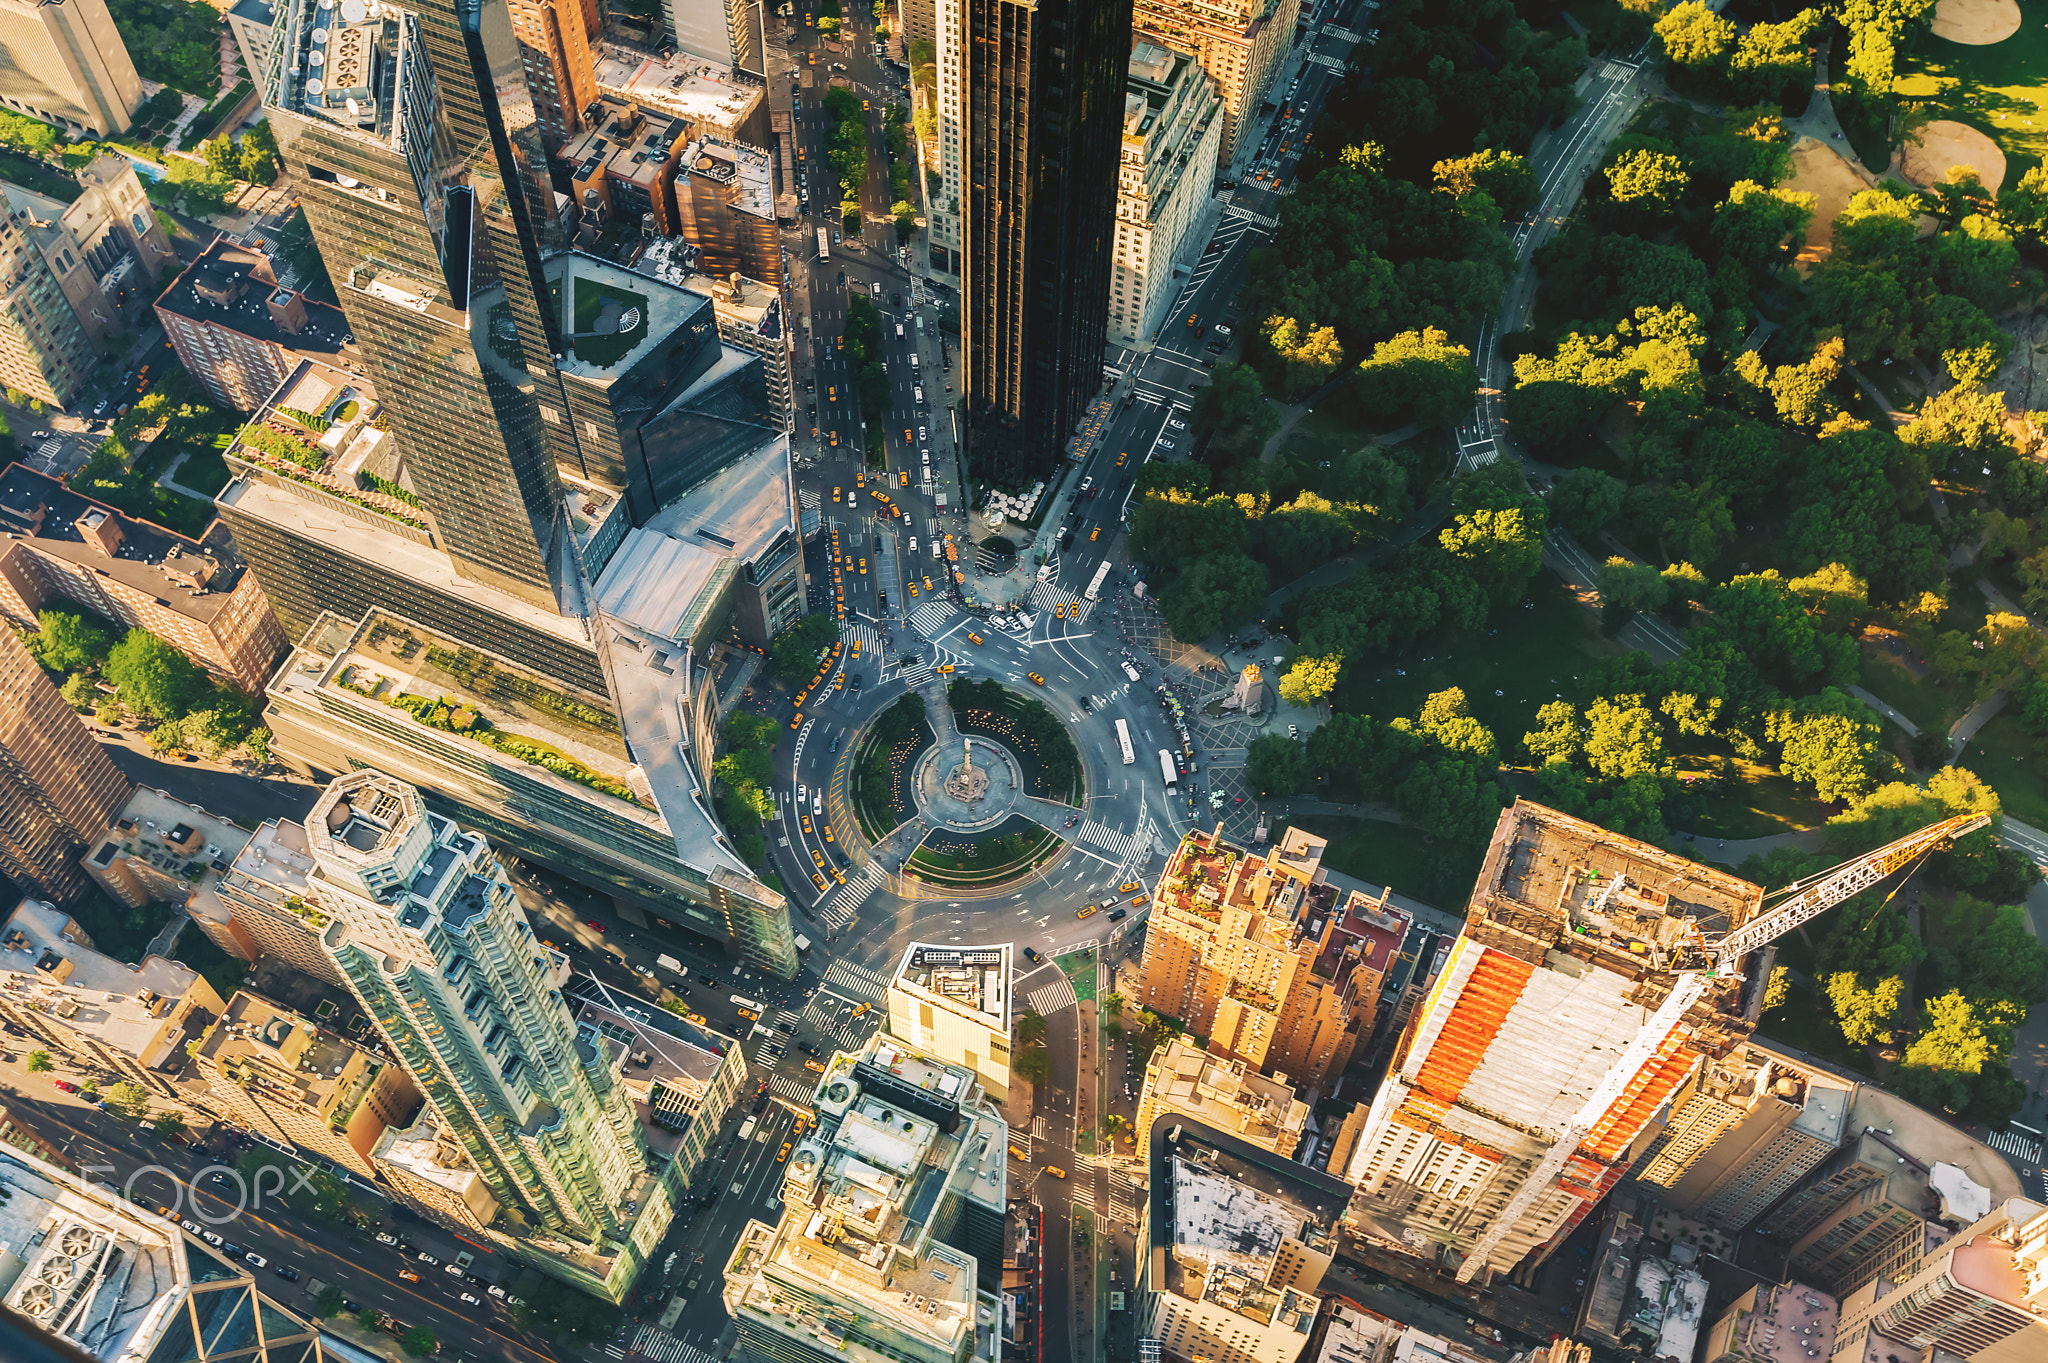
<box><xmin>1108</xmin><ymin>43</ymin><xmax>1221</xmax><ymax>349</ymax></box>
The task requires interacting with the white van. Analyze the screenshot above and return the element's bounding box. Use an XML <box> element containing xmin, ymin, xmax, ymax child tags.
<box><xmin>909</xmin><ymin>353</ymin><xmax>920</xmax><ymax>371</ymax></box>
<box><xmin>913</xmin><ymin>384</ymin><xmax>925</xmax><ymax>405</ymax></box>
<box><xmin>895</xmin><ymin>323</ymin><xmax>905</xmax><ymax>339</ymax></box>
<box><xmin>739</xmin><ymin>1117</ymin><xmax>758</xmax><ymax>1141</ymax></box>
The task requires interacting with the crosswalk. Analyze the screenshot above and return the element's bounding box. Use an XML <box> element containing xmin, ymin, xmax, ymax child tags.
<box><xmin>771</xmin><ymin>1073</ymin><xmax>818</xmax><ymax>1105</ymax></box>
<box><xmin>818</xmin><ymin>859</ymin><xmax>886</xmax><ymax>930</ymax></box>
<box><xmin>897</xmin><ymin>663</ymin><xmax>934</xmax><ymax>688</ymax></box>
<box><xmin>1109</xmin><ymin>1167</ymin><xmax>1143</xmax><ymax>1224</ymax></box>
<box><xmin>844</xmin><ymin>621</ymin><xmax>887</xmax><ymax>655</ymax></box>
<box><xmin>1077</xmin><ymin>819</ymin><xmax>1145</xmax><ymax>861</ymax></box>
<box><xmin>1305</xmin><ymin>51</ymin><xmax>1346</xmax><ymax>70</ymax></box>
<box><xmin>824</xmin><ymin>958</ymin><xmax>888</xmax><ymax>999</ymax></box>
<box><xmin>630</xmin><ymin>1326</ymin><xmax>718</xmax><ymax>1363</ymax></box>
<box><xmin>1026</xmin><ymin>973</ymin><xmax>1078</xmax><ymax>1015</ymax></box>
<box><xmin>1221</xmin><ymin>205</ymin><xmax>1279</xmax><ymax>231</ymax></box>
<box><xmin>909</xmin><ymin>599</ymin><xmax>957</xmax><ymax>636</ymax></box>
<box><xmin>1030</xmin><ymin>578</ymin><xmax>1093</xmax><ymax>622</ymax></box>
<box><xmin>1990</xmin><ymin>1129</ymin><xmax>2043</xmax><ymax>1162</ymax></box>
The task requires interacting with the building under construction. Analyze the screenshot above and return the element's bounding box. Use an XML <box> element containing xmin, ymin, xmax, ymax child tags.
<box><xmin>1342</xmin><ymin>800</ymin><xmax>1771</xmax><ymax>1283</ymax></box>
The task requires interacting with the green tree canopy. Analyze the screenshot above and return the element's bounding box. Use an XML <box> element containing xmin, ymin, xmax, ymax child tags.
<box><xmin>105</xmin><ymin>629</ymin><xmax>209</xmax><ymax>721</ymax></box>
<box><xmin>771</xmin><ymin>612</ymin><xmax>840</xmax><ymax>682</ymax></box>
<box><xmin>27</xmin><ymin>608</ymin><xmax>119</xmax><ymax>673</ymax></box>
<box><xmin>1654</xmin><ymin>1</ymin><xmax>1737</xmax><ymax>70</ymax></box>
<box><xmin>1245</xmin><ymin>732</ymin><xmax>1309</xmax><ymax>796</ymax></box>
<box><xmin>1353</xmin><ymin>327</ymin><xmax>1479</xmax><ymax>428</ymax></box>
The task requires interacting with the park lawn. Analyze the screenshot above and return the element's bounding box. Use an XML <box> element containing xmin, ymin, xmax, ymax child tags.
<box><xmin>1671</xmin><ymin>746</ymin><xmax>1830</xmax><ymax>839</ymax></box>
<box><xmin>1896</xmin><ymin>24</ymin><xmax>2048</xmax><ymax>185</ymax></box>
<box><xmin>1857</xmin><ymin>648</ymin><xmax>1964</xmax><ymax>737</ymax></box>
<box><xmin>1277</xmin><ymin>385</ymin><xmax>1403</xmax><ymax>467</ymax></box>
<box><xmin>1959</xmin><ymin>711</ymin><xmax>2048</xmax><ymax>828</ymax></box>
<box><xmin>1331</xmin><ymin>567</ymin><xmax>1629</xmax><ymax>739</ymax></box>
<box><xmin>1285</xmin><ymin>815</ymin><xmax>1481</xmax><ymax>914</ymax></box>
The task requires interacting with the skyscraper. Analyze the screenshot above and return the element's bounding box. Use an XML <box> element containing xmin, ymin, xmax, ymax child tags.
<box><xmin>960</xmin><ymin>0</ymin><xmax>1131</xmax><ymax>475</ymax></box>
<box><xmin>1107</xmin><ymin>42</ymin><xmax>1222</xmax><ymax>348</ymax></box>
<box><xmin>1827</xmin><ymin>1198</ymin><xmax>2048</xmax><ymax>1363</ymax></box>
<box><xmin>224</xmin><ymin>0</ymin><xmax>802</xmax><ymax>975</ymax></box>
<box><xmin>0</xmin><ymin>0</ymin><xmax>143</xmax><ymax>138</ymax></box>
<box><xmin>885</xmin><ymin>941</ymin><xmax>1013</xmax><ymax>1102</ymax></box>
<box><xmin>308</xmin><ymin>769</ymin><xmax>667</xmax><ymax>1300</ymax></box>
<box><xmin>1342</xmin><ymin>801</ymin><xmax>1769</xmax><ymax>1284</ymax></box>
<box><xmin>0</xmin><ymin>626</ymin><xmax>131</xmax><ymax>905</ymax></box>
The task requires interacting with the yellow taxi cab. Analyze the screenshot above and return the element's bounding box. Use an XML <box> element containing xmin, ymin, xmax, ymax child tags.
<box><xmin>833</xmin><ymin>486</ymin><xmax>841</xmax><ymax>503</ymax></box>
<box><xmin>805</xmin><ymin>1060</ymin><xmax>826</xmax><ymax>1072</ymax></box>
<box><xmin>777</xmin><ymin>1143</ymin><xmax>791</xmax><ymax>1162</ymax></box>
<box><xmin>923</xmin><ymin>576</ymin><xmax>934</xmax><ymax>591</ymax></box>
<box><xmin>399</xmin><ymin>1269</ymin><xmax>421</xmax><ymax>1282</ymax></box>
<box><xmin>830</xmin><ymin>431</ymin><xmax>839</xmax><ymax>446</ymax></box>
<box><xmin>852</xmin><ymin>639</ymin><xmax>862</xmax><ymax>656</ymax></box>
<box><xmin>836</xmin><ymin>336</ymin><xmax>843</xmax><ymax>350</ymax></box>
<box><xmin>833</xmin><ymin>868</ymin><xmax>846</xmax><ymax>884</ymax></box>
<box><xmin>823</xmin><ymin>825</ymin><xmax>835</xmax><ymax>843</ymax></box>
<box><xmin>852</xmin><ymin>1002</ymin><xmax>870</xmax><ymax>1016</ymax></box>
<box><xmin>807</xmin><ymin>51</ymin><xmax>815</xmax><ymax>63</ymax></box>
<box><xmin>967</xmin><ymin>632</ymin><xmax>984</xmax><ymax>645</ymax></box>
<box><xmin>813</xmin><ymin>872</ymin><xmax>827</xmax><ymax>890</ymax></box>
<box><xmin>859</xmin><ymin>558</ymin><xmax>868</xmax><ymax>574</ymax></box>
<box><xmin>686</xmin><ymin>1012</ymin><xmax>708</xmax><ymax>1025</ymax></box>
<box><xmin>899</xmin><ymin>470</ymin><xmax>909</xmax><ymax>487</ymax></box>
<box><xmin>937</xmin><ymin>663</ymin><xmax>955</xmax><ymax>673</ymax></box>
<box><xmin>1119</xmin><ymin>881</ymin><xmax>1142</xmax><ymax>894</ymax></box>
<box><xmin>857</xmin><ymin>472</ymin><xmax>867</xmax><ymax>488</ymax></box>
<box><xmin>828</xmin><ymin>386</ymin><xmax>837</xmax><ymax>400</ymax></box>
<box><xmin>1027</xmin><ymin>672</ymin><xmax>1045</xmax><ymax>685</ymax></box>
<box><xmin>835</xmin><ymin>672</ymin><xmax>846</xmax><ymax>690</ymax></box>
<box><xmin>812</xmin><ymin>849</ymin><xmax>826</xmax><ymax>868</ymax></box>
<box><xmin>1009</xmin><ymin>1146</ymin><xmax>1030</xmax><ymax>1162</ymax></box>
<box><xmin>1045</xmin><ymin>1166</ymin><xmax>1067</xmax><ymax>1179</ymax></box>
<box><xmin>1187</xmin><ymin>313</ymin><xmax>1199</xmax><ymax>329</ymax></box>
<box><xmin>790</xmin><ymin>712</ymin><xmax>803</xmax><ymax>729</ymax></box>
<box><xmin>1054</xmin><ymin>603</ymin><xmax>1066</xmax><ymax>619</ymax></box>
<box><xmin>904</xmin><ymin>428</ymin><xmax>912</xmax><ymax>444</ymax></box>
<box><xmin>1116</xmin><ymin>452</ymin><xmax>1128</xmax><ymax>467</ymax></box>
<box><xmin>908</xmin><ymin>583</ymin><xmax>919</xmax><ymax>597</ymax></box>
<box><xmin>801</xmin><ymin>814</ymin><xmax>813</xmax><ymax>834</ymax></box>
<box><xmin>1090</xmin><ymin>527</ymin><xmax>1100</xmax><ymax>541</ymax></box>
<box><xmin>1077</xmin><ymin>904</ymin><xmax>1099</xmax><ymax>919</ymax></box>
<box><xmin>795</xmin><ymin>689</ymin><xmax>808</xmax><ymax>706</ymax></box>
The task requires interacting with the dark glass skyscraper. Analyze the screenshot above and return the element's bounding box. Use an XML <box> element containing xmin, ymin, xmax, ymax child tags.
<box><xmin>962</xmin><ymin>0</ymin><xmax>1132</xmax><ymax>478</ymax></box>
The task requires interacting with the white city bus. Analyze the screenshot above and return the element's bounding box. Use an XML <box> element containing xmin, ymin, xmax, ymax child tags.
<box><xmin>1085</xmin><ymin>561</ymin><xmax>1112</xmax><ymax>601</ymax></box>
<box><xmin>1114</xmin><ymin>719</ymin><xmax>1136</xmax><ymax>766</ymax></box>
<box><xmin>1159</xmin><ymin>750</ymin><xmax>1179</xmax><ymax>791</ymax></box>
<box><xmin>817</xmin><ymin>227</ymin><xmax>830</xmax><ymax>262</ymax></box>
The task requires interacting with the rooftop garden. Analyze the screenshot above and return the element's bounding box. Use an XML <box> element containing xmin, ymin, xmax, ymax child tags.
<box><xmin>229</xmin><ymin>412</ymin><xmax>429</xmax><ymax>530</ymax></box>
<box><xmin>570</xmin><ymin>276</ymin><xmax>651</xmax><ymax>368</ymax></box>
<box><xmin>336</xmin><ymin>670</ymin><xmax>642</xmax><ymax>808</ymax></box>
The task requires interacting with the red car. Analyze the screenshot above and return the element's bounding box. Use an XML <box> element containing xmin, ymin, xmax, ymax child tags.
<box><xmin>585</xmin><ymin>920</ymin><xmax>606</xmax><ymax>932</ymax></box>
<box><xmin>52</xmin><ymin>1080</ymin><xmax>76</xmax><ymax>1093</ymax></box>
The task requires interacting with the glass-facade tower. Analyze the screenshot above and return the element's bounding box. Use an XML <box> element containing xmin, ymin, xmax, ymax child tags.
<box><xmin>962</xmin><ymin>0</ymin><xmax>1132</xmax><ymax>477</ymax></box>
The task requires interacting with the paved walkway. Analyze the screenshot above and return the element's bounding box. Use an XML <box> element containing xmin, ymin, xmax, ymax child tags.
<box><xmin>1950</xmin><ymin>688</ymin><xmax>2009</xmax><ymax>760</ymax></box>
<box><xmin>1849</xmin><ymin>684</ymin><xmax>1921</xmax><ymax>737</ymax></box>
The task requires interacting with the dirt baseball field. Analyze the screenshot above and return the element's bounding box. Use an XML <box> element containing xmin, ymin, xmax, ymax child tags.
<box><xmin>1896</xmin><ymin>117</ymin><xmax>2010</xmax><ymax>190</ymax></box>
<box><xmin>1931</xmin><ymin>0</ymin><xmax>2022</xmax><ymax>45</ymax></box>
<box><xmin>1783</xmin><ymin>136</ymin><xmax>1878</xmax><ymax>266</ymax></box>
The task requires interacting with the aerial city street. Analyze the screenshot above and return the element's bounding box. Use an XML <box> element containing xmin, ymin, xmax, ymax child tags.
<box><xmin>4</xmin><ymin>3</ymin><xmax>2048</xmax><ymax>1363</ymax></box>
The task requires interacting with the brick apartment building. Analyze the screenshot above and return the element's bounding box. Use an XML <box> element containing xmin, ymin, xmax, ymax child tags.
<box><xmin>0</xmin><ymin>464</ymin><xmax>287</xmax><ymax>692</ymax></box>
